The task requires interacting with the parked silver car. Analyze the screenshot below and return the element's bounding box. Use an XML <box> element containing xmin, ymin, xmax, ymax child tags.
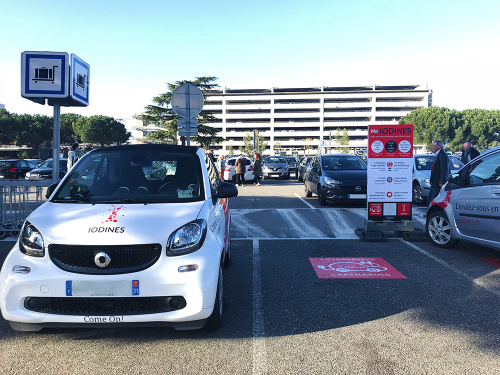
<box><xmin>412</xmin><ymin>154</ymin><xmax>464</xmax><ymax>205</ymax></box>
<box><xmin>426</xmin><ymin>146</ymin><xmax>500</xmax><ymax>249</ymax></box>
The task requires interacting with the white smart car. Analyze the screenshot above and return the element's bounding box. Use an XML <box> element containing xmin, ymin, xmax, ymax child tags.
<box><xmin>0</xmin><ymin>145</ymin><xmax>237</xmax><ymax>331</ymax></box>
<box><xmin>426</xmin><ymin>146</ymin><xmax>500</xmax><ymax>249</ymax></box>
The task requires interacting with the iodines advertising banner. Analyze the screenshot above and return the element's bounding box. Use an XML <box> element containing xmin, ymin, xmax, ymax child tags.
<box><xmin>367</xmin><ymin>124</ymin><xmax>413</xmax><ymax>221</ymax></box>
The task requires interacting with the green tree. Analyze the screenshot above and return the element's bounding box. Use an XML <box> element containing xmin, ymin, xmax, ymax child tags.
<box><xmin>0</xmin><ymin>109</ymin><xmax>15</xmax><ymax>145</ymax></box>
<box><xmin>340</xmin><ymin>128</ymin><xmax>350</xmax><ymax>154</ymax></box>
<box><xmin>452</xmin><ymin>109</ymin><xmax>500</xmax><ymax>150</ymax></box>
<box><xmin>274</xmin><ymin>141</ymin><xmax>282</xmax><ymax>154</ymax></box>
<box><xmin>227</xmin><ymin>141</ymin><xmax>234</xmax><ymax>156</ymax></box>
<box><xmin>139</xmin><ymin>77</ymin><xmax>224</xmax><ymax>147</ymax></box>
<box><xmin>239</xmin><ymin>130</ymin><xmax>268</xmax><ymax>157</ymax></box>
<box><xmin>73</xmin><ymin>115</ymin><xmax>130</xmax><ymax>147</ymax></box>
<box><xmin>399</xmin><ymin>107</ymin><xmax>459</xmax><ymax>150</ymax></box>
<box><xmin>10</xmin><ymin>113</ymin><xmax>53</xmax><ymax>150</ymax></box>
<box><xmin>60</xmin><ymin>113</ymin><xmax>82</xmax><ymax>145</ymax></box>
<box><xmin>145</xmin><ymin>130</ymin><xmax>173</xmax><ymax>144</ymax></box>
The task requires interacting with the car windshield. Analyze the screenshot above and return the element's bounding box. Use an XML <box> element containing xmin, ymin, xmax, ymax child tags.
<box><xmin>322</xmin><ymin>156</ymin><xmax>366</xmax><ymax>170</ymax></box>
<box><xmin>415</xmin><ymin>155</ymin><xmax>464</xmax><ymax>171</ymax></box>
<box><xmin>40</xmin><ymin>160</ymin><xmax>66</xmax><ymax>169</ymax></box>
<box><xmin>53</xmin><ymin>149</ymin><xmax>204</xmax><ymax>204</ymax></box>
<box><xmin>265</xmin><ymin>157</ymin><xmax>286</xmax><ymax>163</ymax></box>
<box><xmin>285</xmin><ymin>157</ymin><xmax>296</xmax><ymax>163</ymax></box>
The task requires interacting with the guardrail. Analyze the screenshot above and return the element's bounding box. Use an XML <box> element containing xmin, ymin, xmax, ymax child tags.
<box><xmin>0</xmin><ymin>180</ymin><xmax>54</xmax><ymax>239</ymax></box>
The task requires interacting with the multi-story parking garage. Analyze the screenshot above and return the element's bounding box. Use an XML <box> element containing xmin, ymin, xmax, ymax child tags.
<box><xmin>203</xmin><ymin>84</ymin><xmax>430</xmax><ymax>156</ymax></box>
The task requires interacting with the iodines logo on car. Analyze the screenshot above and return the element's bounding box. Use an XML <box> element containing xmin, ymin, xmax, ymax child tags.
<box><xmin>88</xmin><ymin>227</ymin><xmax>125</xmax><ymax>233</ymax></box>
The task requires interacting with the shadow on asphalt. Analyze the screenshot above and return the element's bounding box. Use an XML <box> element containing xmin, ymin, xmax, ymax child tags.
<box><xmin>1</xmin><ymin>238</ymin><xmax>499</xmax><ymax>356</ymax></box>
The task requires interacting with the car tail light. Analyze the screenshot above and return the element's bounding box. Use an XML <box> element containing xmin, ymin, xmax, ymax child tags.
<box><xmin>225</xmin><ymin>165</ymin><xmax>230</xmax><ymax>171</ymax></box>
<box><xmin>9</xmin><ymin>168</ymin><xmax>16</xmax><ymax>173</ymax></box>
<box><xmin>248</xmin><ymin>166</ymin><xmax>253</xmax><ymax>171</ymax></box>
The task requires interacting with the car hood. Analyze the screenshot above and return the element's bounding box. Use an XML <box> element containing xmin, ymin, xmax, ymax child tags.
<box><xmin>263</xmin><ymin>163</ymin><xmax>287</xmax><ymax>168</ymax></box>
<box><xmin>27</xmin><ymin>201</ymin><xmax>205</xmax><ymax>246</ymax></box>
<box><xmin>322</xmin><ymin>169</ymin><xmax>367</xmax><ymax>185</ymax></box>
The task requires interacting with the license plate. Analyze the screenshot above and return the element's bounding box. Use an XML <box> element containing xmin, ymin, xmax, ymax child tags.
<box><xmin>66</xmin><ymin>280</ymin><xmax>139</xmax><ymax>296</ymax></box>
<box><xmin>348</xmin><ymin>194</ymin><xmax>366</xmax><ymax>199</ymax></box>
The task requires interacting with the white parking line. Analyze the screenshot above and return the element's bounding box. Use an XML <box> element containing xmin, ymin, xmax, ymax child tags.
<box><xmin>399</xmin><ymin>238</ymin><xmax>500</xmax><ymax>299</ymax></box>
<box><xmin>320</xmin><ymin>209</ymin><xmax>358</xmax><ymax>239</ymax></box>
<box><xmin>293</xmin><ymin>193</ymin><xmax>316</xmax><ymax>209</ymax></box>
<box><xmin>231</xmin><ymin>214</ymin><xmax>273</xmax><ymax>239</ymax></box>
<box><xmin>276</xmin><ymin>209</ymin><xmax>328</xmax><ymax>239</ymax></box>
<box><xmin>252</xmin><ymin>239</ymin><xmax>267</xmax><ymax>375</ymax></box>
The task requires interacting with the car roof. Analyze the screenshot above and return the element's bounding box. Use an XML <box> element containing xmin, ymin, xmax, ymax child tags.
<box><xmin>92</xmin><ymin>144</ymin><xmax>200</xmax><ymax>155</ymax></box>
<box><xmin>0</xmin><ymin>159</ymin><xmax>23</xmax><ymax>161</ymax></box>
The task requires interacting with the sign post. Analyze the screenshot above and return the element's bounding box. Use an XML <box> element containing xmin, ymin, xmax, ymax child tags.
<box><xmin>21</xmin><ymin>51</ymin><xmax>90</xmax><ymax>184</ymax></box>
<box><xmin>171</xmin><ymin>84</ymin><xmax>204</xmax><ymax>146</ymax></box>
<box><xmin>356</xmin><ymin>124</ymin><xmax>416</xmax><ymax>241</ymax></box>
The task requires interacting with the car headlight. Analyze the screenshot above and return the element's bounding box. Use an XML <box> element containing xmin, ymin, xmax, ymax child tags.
<box><xmin>167</xmin><ymin>219</ymin><xmax>207</xmax><ymax>257</ymax></box>
<box><xmin>324</xmin><ymin>177</ymin><xmax>341</xmax><ymax>186</ymax></box>
<box><xmin>19</xmin><ymin>222</ymin><xmax>45</xmax><ymax>257</ymax></box>
<box><xmin>424</xmin><ymin>179</ymin><xmax>430</xmax><ymax>184</ymax></box>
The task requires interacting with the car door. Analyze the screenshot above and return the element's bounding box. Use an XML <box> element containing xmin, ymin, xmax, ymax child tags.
<box><xmin>204</xmin><ymin>154</ymin><xmax>226</xmax><ymax>253</ymax></box>
<box><xmin>308</xmin><ymin>157</ymin><xmax>320</xmax><ymax>194</ymax></box>
<box><xmin>452</xmin><ymin>151</ymin><xmax>500</xmax><ymax>242</ymax></box>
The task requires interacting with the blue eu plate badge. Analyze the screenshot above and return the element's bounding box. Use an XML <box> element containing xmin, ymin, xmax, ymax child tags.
<box><xmin>66</xmin><ymin>280</ymin><xmax>72</xmax><ymax>296</ymax></box>
<box><xmin>132</xmin><ymin>280</ymin><xmax>139</xmax><ymax>295</ymax></box>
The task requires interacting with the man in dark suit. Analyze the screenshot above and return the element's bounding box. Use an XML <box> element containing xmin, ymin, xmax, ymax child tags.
<box><xmin>428</xmin><ymin>140</ymin><xmax>450</xmax><ymax>203</ymax></box>
<box><xmin>461</xmin><ymin>141</ymin><xmax>480</xmax><ymax>164</ymax></box>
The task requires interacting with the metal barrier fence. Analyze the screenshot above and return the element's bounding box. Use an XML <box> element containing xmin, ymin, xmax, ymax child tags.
<box><xmin>0</xmin><ymin>180</ymin><xmax>53</xmax><ymax>239</ymax></box>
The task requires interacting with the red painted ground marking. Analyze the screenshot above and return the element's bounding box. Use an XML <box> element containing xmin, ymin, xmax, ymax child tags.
<box><xmin>309</xmin><ymin>257</ymin><xmax>407</xmax><ymax>279</ymax></box>
<box><xmin>481</xmin><ymin>258</ymin><xmax>500</xmax><ymax>268</ymax></box>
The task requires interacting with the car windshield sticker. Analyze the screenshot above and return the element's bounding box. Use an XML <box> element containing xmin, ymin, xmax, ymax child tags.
<box><xmin>481</xmin><ymin>258</ymin><xmax>500</xmax><ymax>268</ymax></box>
<box><xmin>309</xmin><ymin>258</ymin><xmax>406</xmax><ymax>279</ymax></box>
<box><xmin>178</xmin><ymin>189</ymin><xmax>193</xmax><ymax>198</ymax></box>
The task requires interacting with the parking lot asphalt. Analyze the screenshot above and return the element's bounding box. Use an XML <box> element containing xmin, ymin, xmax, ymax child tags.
<box><xmin>1</xmin><ymin>178</ymin><xmax>499</xmax><ymax>374</ymax></box>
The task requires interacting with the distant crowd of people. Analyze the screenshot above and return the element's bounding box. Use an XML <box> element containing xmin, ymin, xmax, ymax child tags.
<box><xmin>206</xmin><ymin>149</ymin><xmax>263</xmax><ymax>186</ymax></box>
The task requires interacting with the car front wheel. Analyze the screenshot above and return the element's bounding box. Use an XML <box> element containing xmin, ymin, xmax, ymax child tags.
<box><xmin>205</xmin><ymin>266</ymin><xmax>223</xmax><ymax>331</ymax></box>
<box><xmin>412</xmin><ymin>183</ymin><xmax>426</xmax><ymax>205</ymax></box>
<box><xmin>426</xmin><ymin>211</ymin><xmax>459</xmax><ymax>248</ymax></box>
<box><xmin>304</xmin><ymin>182</ymin><xmax>312</xmax><ymax>197</ymax></box>
<box><xmin>317</xmin><ymin>185</ymin><xmax>327</xmax><ymax>206</ymax></box>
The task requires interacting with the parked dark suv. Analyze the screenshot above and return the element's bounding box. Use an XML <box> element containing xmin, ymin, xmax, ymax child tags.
<box><xmin>304</xmin><ymin>154</ymin><xmax>367</xmax><ymax>205</ymax></box>
<box><xmin>0</xmin><ymin>159</ymin><xmax>33</xmax><ymax>179</ymax></box>
<box><xmin>25</xmin><ymin>158</ymin><xmax>68</xmax><ymax>179</ymax></box>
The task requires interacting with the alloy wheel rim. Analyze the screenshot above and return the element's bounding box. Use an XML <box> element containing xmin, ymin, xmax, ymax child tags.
<box><xmin>428</xmin><ymin>216</ymin><xmax>452</xmax><ymax>244</ymax></box>
<box><xmin>413</xmin><ymin>185</ymin><xmax>423</xmax><ymax>202</ymax></box>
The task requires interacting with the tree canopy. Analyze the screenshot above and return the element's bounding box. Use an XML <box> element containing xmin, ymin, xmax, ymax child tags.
<box><xmin>139</xmin><ymin>77</ymin><xmax>224</xmax><ymax>148</ymax></box>
<box><xmin>399</xmin><ymin>107</ymin><xmax>500</xmax><ymax>151</ymax></box>
<box><xmin>73</xmin><ymin>115</ymin><xmax>130</xmax><ymax>147</ymax></box>
<box><xmin>240</xmin><ymin>130</ymin><xmax>268</xmax><ymax>157</ymax></box>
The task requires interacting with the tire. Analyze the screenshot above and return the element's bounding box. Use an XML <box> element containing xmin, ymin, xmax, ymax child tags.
<box><xmin>205</xmin><ymin>266</ymin><xmax>223</xmax><ymax>331</ymax></box>
<box><xmin>16</xmin><ymin>173</ymin><xmax>24</xmax><ymax>179</ymax></box>
<box><xmin>317</xmin><ymin>185</ymin><xmax>327</xmax><ymax>206</ymax></box>
<box><xmin>304</xmin><ymin>182</ymin><xmax>312</xmax><ymax>197</ymax></box>
<box><xmin>285</xmin><ymin>173</ymin><xmax>290</xmax><ymax>180</ymax></box>
<box><xmin>412</xmin><ymin>183</ymin><xmax>426</xmax><ymax>205</ymax></box>
<box><xmin>426</xmin><ymin>210</ymin><xmax>459</xmax><ymax>248</ymax></box>
<box><xmin>224</xmin><ymin>219</ymin><xmax>232</xmax><ymax>268</ymax></box>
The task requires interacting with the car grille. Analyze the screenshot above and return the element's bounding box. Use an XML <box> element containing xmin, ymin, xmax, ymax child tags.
<box><xmin>24</xmin><ymin>296</ymin><xmax>186</xmax><ymax>315</ymax></box>
<box><xmin>340</xmin><ymin>186</ymin><xmax>367</xmax><ymax>194</ymax></box>
<box><xmin>49</xmin><ymin>244</ymin><xmax>162</xmax><ymax>275</ymax></box>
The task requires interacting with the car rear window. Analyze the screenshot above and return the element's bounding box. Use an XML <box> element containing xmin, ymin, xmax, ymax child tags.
<box><xmin>227</xmin><ymin>158</ymin><xmax>251</xmax><ymax>166</ymax></box>
<box><xmin>0</xmin><ymin>161</ymin><xmax>14</xmax><ymax>167</ymax></box>
<box><xmin>54</xmin><ymin>149</ymin><xmax>205</xmax><ymax>204</ymax></box>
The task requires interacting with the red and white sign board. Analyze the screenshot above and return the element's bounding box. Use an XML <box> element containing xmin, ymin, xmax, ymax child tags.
<box><xmin>481</xmin><ymin>258</ymin><xmax>500</xmax><ymax>268</ymax></box>
<box><xmin>309</xmin><ymin>258</ymin><xmax>407</xmax><ymax>279</ymax></box>
<box><xmin>368</xmin><ymin>124</ymin><xmax>413</xmax><ymax>221</ymax></box>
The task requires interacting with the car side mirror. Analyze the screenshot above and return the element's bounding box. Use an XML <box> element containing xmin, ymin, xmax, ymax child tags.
<box><xmin>449</xmin><ymin>173</ymin><xmax>461</xmax><ymax>185</ymax></box>
<box><xmin>46</xmin><ymin>183</ymin><xmax>58</xmax><ymax>199</ymax></box>
<box><xmin>218</xmin><ymin>182</ymin><xmax>238</xmax><ymax>198</ymax></box>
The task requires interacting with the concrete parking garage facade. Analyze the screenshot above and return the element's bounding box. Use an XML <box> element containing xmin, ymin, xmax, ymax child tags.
<box><xmin>203</xmin><ymin>84</ymin><xmax>430</xmax><ymax>156</ymax></box>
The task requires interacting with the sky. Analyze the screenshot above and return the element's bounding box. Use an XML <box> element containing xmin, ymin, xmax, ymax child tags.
<box><xmin>1</xmin><ymin>0</ymin><xmax>499</xmax><ymax>120</ymax></box>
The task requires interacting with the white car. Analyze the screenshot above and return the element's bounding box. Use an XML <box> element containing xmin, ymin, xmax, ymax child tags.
<box><xmin>223</xmin><ymin>156</ymin><xmax>254</xmax><ymax>183</ymax></box>
<box><xmin>0</xmin><ymin>145</ymin><xmax>238</xmax><ymax>331</ymax></box>
<box><xmin>426</xmin><ymin>146</ymin><xmax>500</xmax><ymax>249</ymax></box>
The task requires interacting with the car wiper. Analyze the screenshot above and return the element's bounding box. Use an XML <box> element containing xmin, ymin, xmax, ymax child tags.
<box><xmin>51</xmin><ymin>197</ymin><xmax>91</xmax><ymax>203</ymax></box>
<box><xmin>93</xmin><ymin>198</ymin><xmax>143</xmax><ymax>204</ymax></box>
